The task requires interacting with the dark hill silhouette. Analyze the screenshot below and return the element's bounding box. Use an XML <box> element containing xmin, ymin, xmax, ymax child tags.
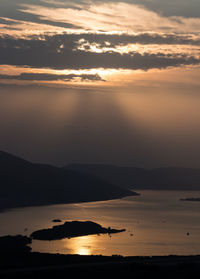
<box><xmin>0</xmin><ymin>151</ymin><xmax>136</xmax><ymax>211</ymax></box>
<box><xmin>1</xmin><ymin>235</ymin><xmax>200</xmax><ymax>279</ymax></box>
<box><xmin>0</xmin><ymin>235</ymin><xmax>32</xmax><ymax>256</ymax></box>
<box><xmin>66</xmin><ymin>164</ymin><xmax>200</xmax><ymax>190</ymax></box>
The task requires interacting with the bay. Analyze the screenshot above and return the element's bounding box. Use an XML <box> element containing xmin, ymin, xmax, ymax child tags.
<box><xmin>0</xmin><ymin>190</ymin><xmax>200</xmax><ymax>256</ymax></box>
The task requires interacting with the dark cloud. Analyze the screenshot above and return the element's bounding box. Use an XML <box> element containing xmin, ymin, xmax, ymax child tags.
<box><xmin>0</xmin><ymin>34</ymin><xmax>199</xmax><ymax>70</ymax></box>
<box><xmin>79</xmin><ymin>33</ymin><xmax>200</xmax><ymax>47</ymax></box>
<box><xmin>0</xmin><ymin>72</ymin><xmax>104</xmax><ymax>82</ymax></box>
<box><xmin>2</xmin><ymin>28</ymin><xmax>200</xmax><ymax>46</ymax></box>
<box><xmin>0</xmin><ymin>18</ymin><xmax>18</xmax><ymax>25</ymax></box>
<box><xmin>0</xmin><ymin>1</ymin><xmax>79</xmax><ymax>29</ymax></box>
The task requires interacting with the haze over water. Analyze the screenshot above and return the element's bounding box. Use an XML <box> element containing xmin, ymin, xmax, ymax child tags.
<box><xmin>1</xmin><ymin>190</ymin><xmax>200</xmax><ymax>256</ymax></box>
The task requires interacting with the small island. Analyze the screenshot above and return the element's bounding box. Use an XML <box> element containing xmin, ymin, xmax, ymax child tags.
<box><xmin>30</xmin><ymin>221</ymin><xmax>126</xmax><ymax>240</ymax></box>
<box><xmin>52</xmin><ymin>219</ymin><xmax>62</xmax><ymax>223</ymax></box>
<box><xmin>180</xmin><ymin>197</ymin><xmax>200</xmax><ymax>202</ymax></box>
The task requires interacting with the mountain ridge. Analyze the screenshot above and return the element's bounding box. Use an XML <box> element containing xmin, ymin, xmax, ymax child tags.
<box><xmin>66</xmin><ymin>163</ymin><xmax>200</xmax><ymax>190</ymax></box>
<box><xmin>0</xmin><ymin>151</ymin><xmax>136</xmax><ymax>211</ymax></box>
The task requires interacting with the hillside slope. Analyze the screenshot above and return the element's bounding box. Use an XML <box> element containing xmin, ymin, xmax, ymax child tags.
<box><xmin>0</xmin><ymin>151</ymin><xmax>136</xmax><ymax>211</ymax></box>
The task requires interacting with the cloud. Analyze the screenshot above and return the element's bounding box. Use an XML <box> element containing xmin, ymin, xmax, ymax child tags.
<box><xmin>126</xmin><ymin>0</ymin><xmax>200</xmax><ymax>18</ymax></box>
<box><xmin>0</xmin><ymin>72</ymin><xmax>104</xmax><ymax>82</ymax></box>
<box><xmin>73</xmin><ymin>33</ymin><xmax>200</xmax><ymax>47</ymax></box>
<box><xmin>0</xmin><ymin>1</ymin><xmax>199</xmax><ymax>74</ymax></box>
<box><xmin>19</xmin><ymin>2</ymin><xmax>200</xmax><ymax>33</ymax></box>
<box><xmin>0</xmin><ymin>17</ymin><xmax>69</xmax><ymax>37</ymax></box>
<box><xmin>0</xmin><ymin>34</ymin><xmax>199</xmax><ymax>71</ymax></box>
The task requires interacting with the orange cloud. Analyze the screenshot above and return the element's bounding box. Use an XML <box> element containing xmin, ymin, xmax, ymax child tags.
<box><xmin>19</xmin><ymin>2</ymin><xmax>200</xmax><ymax>33</ymax></box>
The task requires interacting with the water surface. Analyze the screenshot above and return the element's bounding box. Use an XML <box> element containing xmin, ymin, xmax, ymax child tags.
<box><xmin>1</xmin><ymin>190</ymin><xmax>200</xmax><ymax>256</ymax></box>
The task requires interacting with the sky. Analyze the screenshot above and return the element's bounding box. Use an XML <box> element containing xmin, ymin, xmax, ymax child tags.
<box><xmin>0</xmin><ymin>0</ymin><xmax>200</xmax><ymax>168</ymax></box>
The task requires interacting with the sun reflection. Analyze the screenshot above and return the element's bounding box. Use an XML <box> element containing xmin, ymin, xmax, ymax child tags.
<box><xmin>76</xmin><ymin>247</ymin><xmax>91</xmax><ymax>256</ymax></box>
<box><xmin>63</xmin><ymin>235</ymin><xmax>96</xmax><ymax>255</ymax></box>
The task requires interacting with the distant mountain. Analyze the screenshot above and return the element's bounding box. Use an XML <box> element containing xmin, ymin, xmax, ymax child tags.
<box><xmin>66</xmin><ymin>164</ymin><xmax>200</xmax><ymax>190</ymax></box>
<box><xmin>0</xmin><ymin>151</ymin><xmax>136</xmax><ymax>211</ymax></box>
<box><xmin>66</xmin><ymin>164</ymin><xmax>145</xmax><ymax>188</ymax></box>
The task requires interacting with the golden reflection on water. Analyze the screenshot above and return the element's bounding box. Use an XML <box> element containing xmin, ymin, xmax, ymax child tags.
<box><xmin>63</xmin><ymin>235</ymin><xmax>96</xmax><ymax>255</ymax></box>
<box><xmin>2</xmin><ymin>191</ymin><xmax>200</xmax><ymax>256</ymax></box>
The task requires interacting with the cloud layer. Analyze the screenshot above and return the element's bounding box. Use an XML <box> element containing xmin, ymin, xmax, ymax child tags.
<box><xmin>0</xmin><ymin>34</ymin><xmax>199</xmax><ymax>73</ymax></box>
<box><xmin>0</xmin><ymin>0</ymin><xmax>200</xmax><ymax>84</ymax></box>
<box><xmin>0</xmin><ymin>72</ymin><xmax>103</xmax><ymax>82</ymax></box>
<box><xmin>18</xmin><ymin>2</ymin><xmax>200</xmax><ymax>33</ymax></box>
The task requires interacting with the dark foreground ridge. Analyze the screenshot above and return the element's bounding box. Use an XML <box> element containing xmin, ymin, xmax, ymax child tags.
<box><xmin>0</xmin><ymin>150</ymin><xmax>137</xmax><ymax>211</ymax></box>
<box><xmin>0</xmin><ymin>235</ymin><xmax>200</xmax><ymax>279</ymax></box>
<box><xmin>30</xmin><ymin>221</ymin><xmax>125</xmax><ymax>240</ymax></box>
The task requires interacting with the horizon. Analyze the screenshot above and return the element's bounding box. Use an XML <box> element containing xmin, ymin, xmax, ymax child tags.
<box><xmin>2</xmin><ymin>148</ymin><xmax>200</xmax><ymax>170</ymax></box>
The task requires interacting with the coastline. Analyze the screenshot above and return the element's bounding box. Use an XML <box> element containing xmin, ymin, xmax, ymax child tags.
<box><xmin>0</xmin><ymin>191</ymin><xmax>138</xmax><ymax>213</ymax></box>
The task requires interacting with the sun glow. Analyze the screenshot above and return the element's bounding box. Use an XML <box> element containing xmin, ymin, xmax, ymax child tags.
<box><xmin>0</xmin><ymin>65</ymin><xmax>132</xmax><ymax>86</ymax></box>
<box><xmin>63</xmin><ymin>235</ymin><xmax>97</xmax><ymax>255</ymax></box>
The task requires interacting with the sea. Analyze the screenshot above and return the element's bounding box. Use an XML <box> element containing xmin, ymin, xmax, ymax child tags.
<box><xmin>0</xmin><ymin>190</ymin><xmax>200</xmax><ymax>256</ymax></box>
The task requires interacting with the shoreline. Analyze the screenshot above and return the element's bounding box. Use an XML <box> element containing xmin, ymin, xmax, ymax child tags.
<box><xmin>0</xmin><ymin>191</ymin><xmax>138</xmax><ymax>213</ymax></box>
<box><xmin>1</xmin><ymin>229</ymin><xmax>200</xmax><ymax>278</ymax></box>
